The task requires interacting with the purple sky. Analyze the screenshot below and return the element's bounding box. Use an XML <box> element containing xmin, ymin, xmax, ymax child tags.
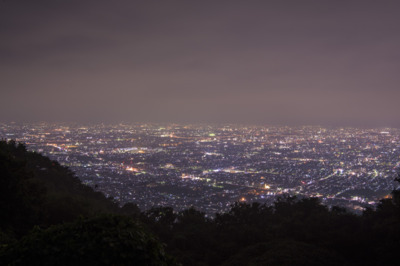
<box><xmin>1</xmin><ymin>0</ymin><xmax>400</xmax><ymax>127</ymax></box>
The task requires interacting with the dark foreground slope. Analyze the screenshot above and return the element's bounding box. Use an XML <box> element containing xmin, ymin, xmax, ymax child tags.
<box><xmin>0</xmin><ymin>140</ymin><xmax>120</xmax><ymax>235</ymax></box>
<box><xmin>1</xmin><ymin>140</ymin><xmax>400</xmax><ymax>265</ymax></box>
<box><xmin>0</xmin><ymin>140</ymin><xmax>175</xmax><ymax>265</ymax></box>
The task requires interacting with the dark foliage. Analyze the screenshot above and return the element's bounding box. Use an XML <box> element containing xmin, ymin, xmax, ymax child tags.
<box><xmin>1</xmin><ymin>215</ymin><xmax>175</xmax><ymax>266</ymax></box>
<box><xmin>2</xmin><ymin>140</ymin><xmax>400</xmax><ymax>265</ymax></box>
<box><xmin>0</xmin><ymin>140</ymin><xmax>177</xmax><ymax>265</ymax></box>
<box><xmin>0</xmin><ymin>140</ymin><xmax>119</xmax><ymax>235</ymax></box>
<box><xmin>141</xmin><ymin>183</ymin><xmax>400</xmax><ymax>265</ymax></box>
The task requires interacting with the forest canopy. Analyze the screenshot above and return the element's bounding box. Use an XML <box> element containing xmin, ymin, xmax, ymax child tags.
<box><xmin>1</xmin><ymin>140</ymin><xmax>400</xmax><ymax>265</ymax></box>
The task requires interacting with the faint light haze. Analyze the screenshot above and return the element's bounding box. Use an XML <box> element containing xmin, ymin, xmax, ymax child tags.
<box><xmin>1</xmin><ymin>0</ymin><xmax>399</xmax><ymax>127</ymax></box>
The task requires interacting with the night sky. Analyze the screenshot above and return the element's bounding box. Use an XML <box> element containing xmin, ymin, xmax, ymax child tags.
<box><xmin>1</xmin><ymin>0</ymin><xmax>400</xmax><ymax>127</ymax></box>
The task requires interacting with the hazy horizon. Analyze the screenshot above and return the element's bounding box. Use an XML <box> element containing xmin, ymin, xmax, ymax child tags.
<box><xmin>1</xmin><ymin>1</ymin><xmax>400</xmax><ymax>127</ymax></box>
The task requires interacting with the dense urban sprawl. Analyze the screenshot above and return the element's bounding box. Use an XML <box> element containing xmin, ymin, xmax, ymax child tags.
<box><xmin>1</xmin><ymin>122</ymin><xmax>399</xmax><ymax>215</ymax></box>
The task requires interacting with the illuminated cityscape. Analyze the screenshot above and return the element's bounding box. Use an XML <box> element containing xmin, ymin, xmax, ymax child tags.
<box><xmin>2</xmin><ymin>1</ymin><xmax>400</xmax><ymax>264</ymax></box>
<box><xmin>1</xmin><ymin>122</ymin><xmax>399</xmax><ymax>215</ymax></box>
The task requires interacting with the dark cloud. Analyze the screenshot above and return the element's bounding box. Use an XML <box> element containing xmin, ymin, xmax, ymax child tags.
<box><xmin>1</xmin><ymin>0</ymin><xmax>400</xmax><ymax>127</ymax></box>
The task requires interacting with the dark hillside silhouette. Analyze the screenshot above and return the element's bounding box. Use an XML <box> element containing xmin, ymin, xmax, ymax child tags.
<box><xmin>0</xmin><ymin>140</ymin><xmax>118</xmax><ymax>236</ymax></box>
<box><xmin>1</xmin><ymin>215</ymin><xmax>173</xmax><ymax>266</ymax></box>
<box><xmin>1</xmin><ymin>140</ymin><xmax>400</xmax><ymax>265</ymax></box>
<box><xmin>0</xmin><ymin>140</ymin><xmax>176</xmax><ymax>265</ymax></box>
